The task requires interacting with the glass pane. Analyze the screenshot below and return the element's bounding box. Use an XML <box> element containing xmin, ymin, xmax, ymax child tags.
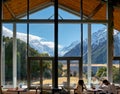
<box><xmin>29</xmin><ymin>24</ymin><xmax>54</xmax><ymax>57</ymax></box>
<box><xmin>58</xmin><ymin>8</ymin><xmax>80</xmax><ymax>19</ymax></box>
<box><xmin>114</xmin><ymin>29</ymin><xmax>120</xmax><ymax>56</ymax></box>
<box><xmin>30</xmin><ymin>60</ymin><xmax>40</xmax><ymax>87</ymax></box>
<box><xmin>16</xmin><ymin>24</ymin><xmax>27</xmax><ymax>88</ymax></box>
<box><xmin>58</xmin><ymin>24</ymin><xmax>81</xmax><ymax>57</ymax></box>
<box><xmin>2</xmin><ymin>24</ymin><xmax>13</xmax><ymax>88</ymax></box>
<box><xmin>70</xmin><ymin>60</ymin><xmax>79</xmax><ymax>88</ymax></box>
<box><xmin>58</xmin><ymin>0</ymin><xmax>80</xmax><ymax>19</ymax></box>
<box><xmin>58</xmin><ymin>60</ymin><xmax>67</xmax><ymax>88</ymax></box>
<box><xmin>85</xmin><ymin>24</ymin><xmax>107</xmax><ymax>88</ymax></box>
<box><xmin>43</xmin><ymin>60</ymin><xmax>52</xmax><ymax>89</ymax></box>
<box><xmin>112</xmin><ymin>60</ymin><xmax>120</xmax><ymax>84</ymax></box>
<box><xmin>29</xmin><ymin>6</ymin><xmax>54</xmax><ymax>19</ymax></box>
<box><xmin>91</xmin><ymin>24</ymin><xmax>107</xmax><ymax>88</ymax></box>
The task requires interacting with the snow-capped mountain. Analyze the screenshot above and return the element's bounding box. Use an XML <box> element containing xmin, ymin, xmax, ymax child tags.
<box><xmin>2</xmin><ymin>26</ymin><xmax>55</xmax><ymax>56</ymax></box>
<box><xmin>64</xmin><ymin>27</ymin><xmax>120</xmax><ymax>64</ymax></box>
<box><xmin>3</xmin><ymin>26</ymin><xmax>120</xmax><ymax>58</ymax></box>
<box><xmin>3</xmin><ymin>26</ymin><xmax>76</xmax><ymax>56</ymax></box>
<box><xmin>59</xmin><ymin>40</ymin><xmax>79</xmax><ymax>56</ymax></box>
<box><xmin>91</xmin><ymin>27</ymin><xmax>107</xmax><ymax>45</ymax></box>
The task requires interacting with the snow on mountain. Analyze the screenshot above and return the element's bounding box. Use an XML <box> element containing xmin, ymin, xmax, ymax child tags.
<box><xmin>64</xmin><ymin>27</ymin><xmax>120</xmax><ymax>57</ymax></box>
<box><xmin>92</xmin><ymin>27</ymin><xmax>119</xmax><ymax>45</ymax></box>
<box><xmin>59</xmin><ymin>40</ymin><xmax>79</xmax><ymax>56</ymax></box>
<box><xmin>3</xmin><ymin>26</ymin><xmax>77</xmax><ymax>56</ymax></box>
<box><xmin>2</xmin><ymin>26</ymin><xmax>62</xmax><ymax>56</ymax></box>
<box><xmin>91</xmin><ymin>27</ymin><xmax>107</xmax><ymax>46</ymax></box>
<box><xmin>3</xmin><ymin>26</ymin><xmax>118</xmax><ymax>57</ymax></box>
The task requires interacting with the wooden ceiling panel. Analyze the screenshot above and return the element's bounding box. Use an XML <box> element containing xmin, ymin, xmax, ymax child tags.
<box><xmin>82</xmin><ymin>0</ymin><xmax>101</xmax><ymax>18</ymax></box>
<box><xmin>92</xmin><ymin>4</ymin><xmax>106</xmax><ymax>20</ymax></box>
<box><xmin>2</xmin><ymin>0</ymin><xmax>120</xmax><ymax>31</ymax></box>
<box><xmin>3</xmin><ymin>0</ymin><xmax>51</xmax><ymax>19</ymax></box>
<box><xmin>3</xmin><ymin>3</ymin><xmax>14</xmax><ymax>19</ymax></box>
<box><xmin>58</xmin><ymin>0</ymin><xmax>80</xmax><ymax>13</ymax></box>
<box><xmin>114</xmin><ymin>8</ymin><xmax>120</xmax><ymax>31</ymax></box>
<box><xmin>29</xmin><ymin>0</ymin><xmax>51</xmax><ymax>10</ymax></box>
<box><xmin>3</xmin><ymin>0</ymin><xmax>27</xmax><ymax>19</ymax></box>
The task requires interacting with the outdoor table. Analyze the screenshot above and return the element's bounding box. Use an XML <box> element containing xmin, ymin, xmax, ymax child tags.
<box><xmin>7</xmin><ymin>88</ymin><xmax>27</xmax><ymax>94</ymax></box>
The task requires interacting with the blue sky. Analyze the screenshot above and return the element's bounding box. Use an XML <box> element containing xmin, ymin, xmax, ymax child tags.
<box><xmin>3</xmin><ymin>6</ymin><xmax>105</xmax><ymax>47</ymax></box>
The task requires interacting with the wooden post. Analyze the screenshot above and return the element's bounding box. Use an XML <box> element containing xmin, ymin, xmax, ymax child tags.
<box><xmin>107</xmin><ymin>0</ymin><xmax>114</xmax><ymax>82</ymax></box>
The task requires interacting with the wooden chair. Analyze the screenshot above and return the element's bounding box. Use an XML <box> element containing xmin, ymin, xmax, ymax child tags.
<box><xmin>0</xmin><ymin>86</ymin><xmax>3</xmax><ymax>94</ymax></box>
<box><xmin>0</xmin><ymin>86</ymin><xmax>13</xmax><ymax>94</ymax></box>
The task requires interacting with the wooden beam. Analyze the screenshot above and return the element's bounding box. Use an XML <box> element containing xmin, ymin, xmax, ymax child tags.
<box><xmin>88</xmin><ymin>3</ymin><xmax>104</xmax><ymax>19</ymax></box>
<box><xmin>4</xmin><ymin>3</ymin><xmax>16</xmax><ymax>19</ymax></box>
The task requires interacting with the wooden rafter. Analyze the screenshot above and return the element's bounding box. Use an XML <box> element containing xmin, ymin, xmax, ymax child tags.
<box><xmin>4</xmin><ymin>3</ymin><xmax>16</xmax><ymax>19</ymax></box>
<box><xmin>88</xmin><ymin>3</ymin><xmax>104</xmax><ymax>19</ymax></box>
<box><xmin>1</xmin><ymin>0</ymin><xmax>120</xmax><ymax>31</ymax></box>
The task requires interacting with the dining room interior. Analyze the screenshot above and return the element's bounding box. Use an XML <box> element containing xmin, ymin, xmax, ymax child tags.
<box><xmin>0</xmin><ymin>0</ymin><xmax>120</xmax><ymax>94</ymax></box>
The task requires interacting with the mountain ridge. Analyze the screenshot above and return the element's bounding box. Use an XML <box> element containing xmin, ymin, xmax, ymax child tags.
<box><xmin>3</xmin><ymin>26</ymin><xmax>120</xmax><ymax>60</ymax></box>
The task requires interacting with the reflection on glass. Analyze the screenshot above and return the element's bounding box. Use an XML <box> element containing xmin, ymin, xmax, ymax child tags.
<box><xmin>30</xmin><ymin>60</ymin><xmax>40</xmax><ymax>87</ymax></box>
<box><xmin>91</xmin><ymin>24</ymin><xmax>107</xmax><ymax>84</ymax></box>
<box><xmin>58</xmin><ymin>60</ymin><xmax>67</xmax><ymax>88</ymax></box>
<box><xmin>113</xmin><ymin>60</ymin><xmax>120</xmax><ymax>84</ymax></box>
<box><xmin>43</xmin><ymin>60</ymin><xmax>52</xmax><ymax>89</ymax></box>
<box><xmin>85</xmin><ymin>24</ymin><xmax>107</xmax><ymax>88</ymax></box>
<box><xmin>16</xmin><ymin>24</ymin><xmax>27</xmax><ymax>87</ymax></box>
<box><xmin>70</xmin><ymin>60</ymin><xmax>79</xmax><ymax>88</ymax></box>
<box><xmin>2</xmin><ymin>24</ymin><xmax>13</xmax><ymax>88</ymax></box>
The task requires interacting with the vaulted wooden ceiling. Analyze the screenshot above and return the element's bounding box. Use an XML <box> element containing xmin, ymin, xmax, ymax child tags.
<box><xmin>2</xmin><ymin>0</ymin><xmax>120</xmax><ymax>31</ymax></box>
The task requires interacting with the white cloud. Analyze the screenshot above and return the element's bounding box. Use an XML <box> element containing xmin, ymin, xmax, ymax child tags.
<box><xmin>2</xmin><ymin>26</ymin><xmax>62</xmax><ymax>50</ymax></box>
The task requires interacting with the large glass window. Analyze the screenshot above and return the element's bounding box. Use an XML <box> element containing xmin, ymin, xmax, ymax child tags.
<box><xmin>29</xmin><ymin>24</ymin><xmax>54</xmax><ymax>57</ymax></box>
<box><xmin>85</xmin><ymin>24</ymin><xmax>107</xmax><ymax>87</ymax></box>
<box><xmin>16</xmin><ymin>24</ymin><xmax>27</xmax><ymax>87</ymax></box>
<box><xmin>2</xmin><ymin>24</ymin><xmax>13</xmax><ymax>88</ymax></box>
<box><xmin>58</xmin><ymin>24</ymin><xmax>81</xmax><ymax>57</ymax></box>
<box><xmin>2</xmin><ymin>0</ymin><xmax>114</xmax><ymax>91</ymax></box>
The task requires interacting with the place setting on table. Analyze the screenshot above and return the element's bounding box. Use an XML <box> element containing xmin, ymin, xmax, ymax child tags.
<box><xmin>86</xmin><ymin>84</ymin><xmax>103</xmax><ymax>94</ymax></box>
<box><xmin>87</xmin><ymin>87</ymin><xmax>103</xmax><ymax>94</ymax></box>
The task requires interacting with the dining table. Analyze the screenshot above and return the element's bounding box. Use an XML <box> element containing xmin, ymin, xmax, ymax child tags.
<box><xmin>87</xmin><ymin>88</ymin><xmax>103</xmax><ymax>94</ymax></box>
<box><xmin>7</xmin><ymin>88</ymin><xmax>27</xmax><ymax>94</ymax></box>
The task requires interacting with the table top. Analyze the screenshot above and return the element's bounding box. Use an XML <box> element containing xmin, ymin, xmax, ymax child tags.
<box><xmin>87</xmin><ymin>88</ymin><xmax>103</xmax><ymax>92</ymax></box>
<box><xmin>7</xmin><ymin>88</ymin><xmax>26</xmax><ymax>92</ymax></box>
